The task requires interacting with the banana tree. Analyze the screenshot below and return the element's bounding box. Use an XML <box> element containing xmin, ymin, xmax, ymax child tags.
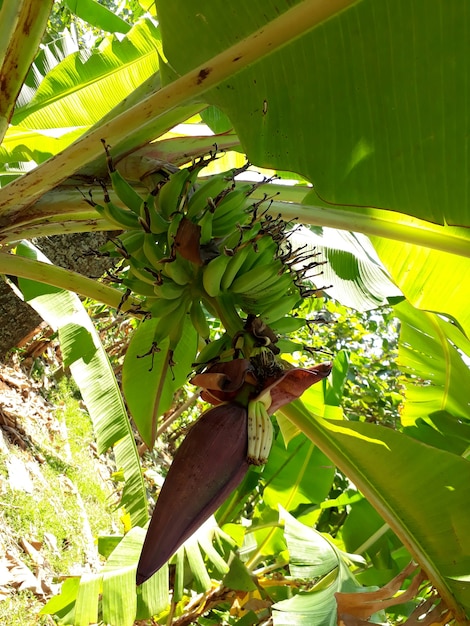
<box><xmin>1</xmin><ymin>1</ymin><xmax>470</xmax><ymax>624</ymax></box>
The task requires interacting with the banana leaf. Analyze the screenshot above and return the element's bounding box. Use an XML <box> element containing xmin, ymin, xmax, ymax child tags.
<box><xmin>14</xmin><ymin>241</ymin><xmax>148</xmax><ymax>528</ymax></box>
<box><xmin>279</xmin><ymin>398</ymin><xmax>470</xmax><ymax>622</ymax></box>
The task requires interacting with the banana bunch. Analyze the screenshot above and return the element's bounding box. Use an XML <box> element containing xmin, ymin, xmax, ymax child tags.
<box><xmin>95</xmin><ymin>144</ymin><xmax>321</xmax><ymax>365</ymax></box>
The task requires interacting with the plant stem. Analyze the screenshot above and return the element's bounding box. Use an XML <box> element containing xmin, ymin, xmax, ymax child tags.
<box><xmin>0</xmin><ymin>252</ymin><xmax>136</xmax><ymax>312</ymax></box>
<box><xmin>268</xmin><ymin>200</ymin><xmax>470</xmax><ymax>258</ymax></box>
<box><xmin>0</xmin><ymin>0</ymin><xmax>357</xmax><ymax>216</ymax></box>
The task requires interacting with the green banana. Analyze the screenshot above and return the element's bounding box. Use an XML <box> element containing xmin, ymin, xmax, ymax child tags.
<box><xmin>186</xmin><ymin>172</ymin><xmax>230</xmax><ymax>220</ymax></box>
<box><xmin>167</xmin><ymin>296</ymin><xmax>191</xmax><ymax>349</ymax></box>
<box><xmin>194</xmin><ymin>333</ymin><xmax>232</xmax><ymax>365</ymax></box>
<box><xmin>128</xmin><ymin>259</ymin><xmax>158</xmax><ymax>285</ymax></box>
<box><xmin>162</xmin><ymin>256</ymin><xmax>194</xmax><ymax>286</ymax></box>
<box><xmin>102</xmin><ymin>140</ymin><xmax>144</xmax><ymax>215</ymax></box>
<box><xmin>202</xmin><ymin>253</ymin><xmax>232</xmax><ymax>298</ymax></box>
<box><xmin>100</xmin><ymin>230</ymin><xmax>145</xmax><ymax>257</ymax></box>
<box><xmin>247</xmin><ymin>396</ymin><xmax>273</xmax><ymax>466</ymax></box>
<box><xmin>190</xmin><ymin>300</ymin><xmax>210</xmax><ymax>339</ymax></box>
<box><xmin>240</xmin><ymin>272</ymin><xmax>295</xmax><ymax>304</ymax></box>
<box><xmin>117</xmin><ymin>230</ymin><xmax>146</xmax><ymax>254</ymax></box>
<box><xmin>230</xmin><ymin>260</ymin><xmax>283</xmax><ymax>295</ymax></box>
<box><xmin>259</xmin><ymin>293</ymin><xmax>302</xmax><ymax>324</ymax></box>
<box><xmin>198</xmin><ymin>210</ymin><xmax>214</xmax><ymax>245</ymax></box>
<box><xmin>211</xmin><ymin>187</ymin><xmax>252</xmax><ymax>237</ymax></box>
<box><xmin>269</xmin><ymin>317</ymin><xmax>307</xmax><ymax>334</ymax></box>
<box><xmin>141</xmin><ymin>195</ymin><xmax>171</xmax><ymax>234</ymax></box>
<box><xmin>122</xmin><ymin>276</ymin><xmax>156</xmax><ymax>298</ymax></box>
<box><xmin>234</xmin><ymin>237</ymin><xmax>278</xmax><ymax>278</ymax></box>
<box><xmin>93</xmin><ymin>200</ymin><xmax>141</xmax><ymax>230</ymax></box>
<box><xmin>167</xmin><ymin>211</ymin><xmax>185</xmax><ymax>251</ymax></box>
<box><xmin>220</xmin><ymin>244</ymin><xmax>252</xmax><ymax>291</ymax></box>
<box><xmin>153</xmin><ymin>279</ymin><xmax>188</xmax><ymax>300</ymax></box>
<box><xmin>142</xmin><ymin>233</ymin><xmax>165</xmax><ymax>270</ymax></box>
<box><xmin>148</xmin><ymin>295</ymin><xmax>183</xmax><ymax>319</ymax></box>
<box><xmin>158</xmin><ymin>168</ymin><xmax>195</xmax><ymax>219</ymax></box>
<box><xmin>237</xmin><ymin>264</ymin><xmax>286</xmax><ymax>300</ymax></box>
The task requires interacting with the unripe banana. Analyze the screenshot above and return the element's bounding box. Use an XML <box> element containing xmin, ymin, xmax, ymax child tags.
<box><xmin>258</xmin><ymin>403</ymin><xmax>273</xmax><ymax>463</ymax></box>
<box><xmin>142</xmin><ymin>233</ymin><xmax>165</xmax><ymax>269</ymax></box>
<box><xmin>93</xmin><ymin>200</ymin><xmax>141</xmax><ymax>230</ymax></box>
<box><xmin>162</xmin><ymin>256</ymin><xmax>194</xmax><ymax>286</ymax></box>
<box><xmin>148</xmin><ymin>295</ymin><xmax>183</xmax><ymax>319</ymax></box>
<box><xmin>100</xmin><ymin>230</ymin><xmax>145</xmax><ymax>257</ymax></box>
<box><xmin>166</xmin><ymin>295</ymin><xmax>192</xmax><ymax>349</ymax></box>
<box><xmin>122</xmin><ymin>276</ymin><xmax>157</xmax><ymax>297</ymax></box>
<box><xmin>128</xmin><ymin>259</ymin><xmax>157</xmax><ymax>285</ymax></box>
<box><xmin>194</xmin><ymin>333</ymin><xmax>232</xmax><ymax>365</ymax></box>
<box><xmin>202</xmin><ymin>254</ymin><xmax>232</xmax><ymax>298</ymax></box>
<box><xmin>230</xmin><ymin>261</ymin><xmax>282</xmax><ymax>295</ymax></box>
<box><xmin>186</xmin><ymin>172</ymin><xmax>230</xmax><ymax>220</ymax></box>
<box><xmin>247</xmin><ymin>399</ymin><xmax>273</xmax><ymax>466</ymax></box>
<box><xmin>198</xmin><ymin>210</ymin><xmax>214</xmax><ymax>245</ymax></box>
<box><xmin>240</xmin><ymin>273</ymin><xmax>295</xmax><ymax>305</ymax></box>
<box><xmin>141</xmin><ymin>195</ymin><xmax>171</xmax><ymax>234</ymax></box>
<box><xmin>269</xmin><ymin>317</ymin><xmax>307</xmax><ymax>334</ymax></box>
<box><xmin>117</xmin><ymin>230</ymin><xmax>146</xmax><ymax>255</ymax></box>
<box><xmin>102</xmin><ymin>140</ymin><xmax>144</xmax><ymax>215</ymax></box>
<box><xmin>153</xmin><ymin>279</ymin><xmax>187</xmax><ymax>300</ymax></box>
<box><xmin>238</xmin><ymin>263</ymin><xmax>285</xmax><ymax>298</ymax></box>
<box><xmin>158</xmin><ymin>168</ymin><xmax>195</xmax><ymax>219</ymax></box>
<box><xmin>259</xmin><ymin>293</ymin><xmax>301</xmax><ymax>324</ymax></box>
<box><xmin>234</xmin><ymin>237</ymin><xmax>278</xmax><ymax>278</ymax></box>
<box><xmin>167</xmin><ymin>212</ymin><xmax>185</xmax><ymax>251</ymax></box>
<box><xmin>220</xmin><ymin>244</ymin><xmax>252</xmax><ymax>291</ymax></box>
<box><xmin>211</xmin><ymin>187</ymin><xmax>252</xmax><ymax>237</ymax></box>
<box><xmin>190</xmin><ymin>300</ymin><xmax>210</xmax><ymax>339</ymax></box>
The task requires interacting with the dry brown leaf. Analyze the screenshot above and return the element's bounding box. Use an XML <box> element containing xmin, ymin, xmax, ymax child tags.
<box><xmin>43</xmin><ymin>532</ymin><xmax>60</xmax><ymax>555</ymax></box>
<box><xmin>4</xmin><ymin>550</ymin><xmax>39</xmax><ymax>592</ymax></box>
<box><xmin>336</xmin><ymin>562</ymin><xmax>423</xmax><ymax>621</ymax></box>
<box><xmin>20</xmin><ymin>537</ymin><xmax>45</xmax><ymax>566</ymax></box>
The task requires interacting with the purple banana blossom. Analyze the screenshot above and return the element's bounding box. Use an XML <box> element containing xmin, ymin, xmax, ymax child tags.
<box><xmin>136</xmin><ymin>403</ymin><xmax>249</xmax><ymax>585</ymax></box>
<box><xmin>136</xmin><ymin>359</ymin><xmax>332</xmax><ymax>585</ymax></box>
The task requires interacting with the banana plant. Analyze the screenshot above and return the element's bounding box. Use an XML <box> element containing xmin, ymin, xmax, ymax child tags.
<box><xmin>1</xmin><ymin>1</ymin><xmax>470</xmax><ymax>624</ymax></box>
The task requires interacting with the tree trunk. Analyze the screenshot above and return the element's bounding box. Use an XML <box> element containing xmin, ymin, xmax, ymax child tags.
<box><xmin>0</xmin><ymin>233</ymin><xmax>115</xmax><ymax>360</ymax></box>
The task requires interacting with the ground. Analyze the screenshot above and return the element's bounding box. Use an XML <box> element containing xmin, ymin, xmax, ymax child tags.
<box><xmin>0</xmin><ymin>339</ymin><xmax>120</xmax><ymax>625</ymax></box>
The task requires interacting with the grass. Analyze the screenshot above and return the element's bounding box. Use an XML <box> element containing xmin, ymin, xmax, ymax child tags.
<box><xmin>0</xmin><ymin>377</ymin><xmax>122</xmax><ymax>624</ymax></box>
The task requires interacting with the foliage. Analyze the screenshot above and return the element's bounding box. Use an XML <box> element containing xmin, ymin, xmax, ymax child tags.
<box><xmin>0</xmin><ymin>1</ymin><xmax>469</xmax><ymax>625</ymax></box>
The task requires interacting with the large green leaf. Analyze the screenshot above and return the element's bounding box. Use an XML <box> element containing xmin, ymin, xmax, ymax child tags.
<box><xmin>272</xmin><ymin>508</ymin><xmax>367</xmax><ymax>626</ymax></box>
<box><xmin>14</xmin><ymin>241</ymin><xmax>148</xmax><ymax>528</ymax></box>
<box><xmin>42</xmin><ymin>528</ymin><xmax>169</xmax><ymax>626</ymax></box>
<box><xmin>395</xmin><ymin>301</ymin><xmax>470</xmax><ymax>426</ymax></box>
<box><xmin>158</xmin><ymin>0</ymin><xmax>470</xmax><ymax>228</ymax></box>
<box><xmin>262</xmin><ymin>432</ymin><xmax>335</xmax><ymax>513</ymax></box>
<box><xmin>374</xmin><ymin>237</ymin><xmax>470</xmax><ymax>338</ymax></box>
<box><xmin>0</xmin><ymin>126</ymin><xmax>84</xmax><ymax>165</ymax></box>
<box><xmin>122</xmin><ymin>315</ymin><xmax>198</xmax><ymax>448</ymax></box>
<box><xmin>65</xmin><ymin>0</ymin><xmax>131</xmax><ymax>34</ymax></box>
<box><xmin>279</xmin><ymin>399</ymin><xmax>470</xmax><ymax>622</ymax></box>
<box><xmin>290</xmin><ymin>226</ymin><xmax>402</xmax><ymax>310</ymax></box>
<box><xmin>12</xmin><ymin>18</ymin><xmax>161</xmax><ymax>131</ymax></box>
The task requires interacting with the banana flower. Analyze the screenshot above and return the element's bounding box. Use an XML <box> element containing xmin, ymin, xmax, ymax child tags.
<box><xmin>136</xmin><ymin>358</ymin><xmax>332</xmax><ymax>585</ymax></box>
